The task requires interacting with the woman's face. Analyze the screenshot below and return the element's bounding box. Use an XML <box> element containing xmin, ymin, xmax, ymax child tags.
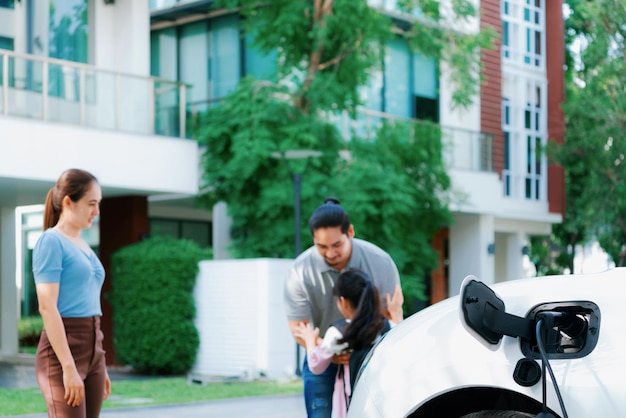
<box><xmin>63</xmin><ymin>181</ymin><xmax>102</xmax><ymax>230</ymax></box>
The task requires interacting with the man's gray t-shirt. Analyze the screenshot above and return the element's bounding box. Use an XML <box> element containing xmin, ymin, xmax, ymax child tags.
<box><xmin>284</xmin><ymin>238</ymin><xmax>401</xmax><ymax>337</ymax></box>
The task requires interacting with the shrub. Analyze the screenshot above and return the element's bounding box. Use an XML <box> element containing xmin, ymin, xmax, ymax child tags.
<box><xmin>19</xmin><ymin>315</ymin><xmax>43</xmax><ymax>347</ymax></box>
<box><xmin>109</xmin><ymin>236</ymin><xmax>211</xmax><ymax>375</ymax></box>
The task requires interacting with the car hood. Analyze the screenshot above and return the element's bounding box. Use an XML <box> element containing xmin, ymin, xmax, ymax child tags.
<box><xmin>348</xmin><ymin>268</ymin><xmax>626</xmax><ymax>417</ymax></box>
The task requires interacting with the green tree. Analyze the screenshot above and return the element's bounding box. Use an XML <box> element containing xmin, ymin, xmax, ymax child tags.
<box><xmin>546</xmin><ymin>0</ymin><xmax>626</xmax><ymax>267</ymax></box>
<box><xmin>197</xmin><ymin>1</ymin><xmax>495</xmax><ymax>313</ymax></box>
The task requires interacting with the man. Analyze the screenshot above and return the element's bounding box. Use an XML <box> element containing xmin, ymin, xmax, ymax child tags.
<box><xmin>284</xmin><ymin>197</ymin><xmax>404</xmax><ymax>418</ymax></box>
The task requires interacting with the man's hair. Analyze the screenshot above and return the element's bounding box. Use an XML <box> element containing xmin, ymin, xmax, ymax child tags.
<box><xmin>308</xmin><ymin>197</ymin><xmax>351</xmax><ymax>234</ymax></box>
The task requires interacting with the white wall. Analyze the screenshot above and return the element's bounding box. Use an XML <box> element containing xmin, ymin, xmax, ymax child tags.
<box><xmin>449</xmin><ymin>213</ymin><xmax>495</xmax><ymax>296</ymax></box>
<box><xmin>191</xmin><ymin>259</ymin><xmax>297</xmax><ymax>381</ymax></box>
<box><xmin>0</xmin><ymin>116</ymin><xmax>199</xmax><ymax>205</ymax></box>
<box><xmin>0</xmin><ymin>207</ymin><xmax>19</xmax><ymax>358</ymax></box>
<box><xmin>449</xmin><ymin>169</ymin><xmax>561</xmax><ymax>225</ymax></box>
<box><xmin>93</xmin><ymin>0</ymin><xmax>150</xmax><ymax>76</ymax></box>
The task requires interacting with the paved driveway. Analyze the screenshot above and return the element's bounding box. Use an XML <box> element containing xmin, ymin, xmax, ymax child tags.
<box><xmin>5</xmin><ymin>394</ymin><xmax>306</xmax><ymax>418</ymax></box>
<box><xmin>1</xmin><ymin>361</ymin><xmax>306</xmax><ymax>418</ymax></box>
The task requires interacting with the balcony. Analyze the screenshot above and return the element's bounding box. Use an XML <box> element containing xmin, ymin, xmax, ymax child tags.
<box><xmin>186</xmin><ymin>97</ymin><xmax>494</xmax><ymax>173</ymax></box>
<box><xmin>0</xmin><ymin>50</ymin><xmax>190</xmax><ymax>138</ymax></box>
<box><xmin>333</xmin><ymin>108</ymin><xmax>495</xmax><ymax>173</ymax></box>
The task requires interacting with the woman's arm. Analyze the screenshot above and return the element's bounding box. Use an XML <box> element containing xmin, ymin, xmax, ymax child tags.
<box><xmin>36</xmin><ymin>283</ymin><xmax>85</xmax><ymax>407</ymax></box>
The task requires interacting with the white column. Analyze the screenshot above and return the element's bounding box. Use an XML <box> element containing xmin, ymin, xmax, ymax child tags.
<box><xmin>93</xmin><ymin>0</ymin><xmax>151</xmax><ymax>134</ymax></box>
<box><xmin>212</xmin><ymin>201</ymin><xmax>232</xmax><ymax>260</ymax></box>
<box><xmin>505</xmin><ymin>232</ymin><xmax>526</xmax><ymax>282</ymax></box>
<box><xmin>93</xmin><ymin>0</ymin><xmax>150</xmax><ymax>75</ymax></box>
<box><xmin>449</xmin><ymin>213</ymin><xmax>495</xmax><ymax>296</ymax></box>
<box><xmin>495</xmin><ymin>231</ymin><xmax>526</xmax><ymax>283</ymax></box>
<box><xmin>0</xmin><ymin>207</ymin><xmax>19</xmax><ymax>357</ymax></box>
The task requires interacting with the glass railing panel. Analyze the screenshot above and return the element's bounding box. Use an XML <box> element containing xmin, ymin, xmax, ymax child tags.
<box><xmin>84</xmin><ymin>70</ymin><xmax>116</xmax><ymax>130</ymax></box>
<box><xmin>0</xmin><ymin>50</ymin><xmax>189</xmax><ymax>138</ymax></box>
<box><xmin>352</xmin><ymin>110</ymin><xmax>385</xmax><ymax>140</ymax></box>
<box><xmin>330</xmin><ymin>108</ymin><xmax>495</xmax><ymax>173</ymax></box>
<box><xmin>47</xmin><ymin>62</ymin><xmax>81</xmax><ymax>125</ymax></box>
<box><xmin>442</xmin><ymin>127</ymin><xmax>495</xmax><ymax>172</ymax></box>
<box><xmin>155</xmin><ymin>80</ymin><xmax>181</xmax><ymax>137</ymax></box>
<box><xmin>7</xmin><ymin>56</ymin><xmax>44</xmax><ymax>119</ymax></box>
<box><xmin>330</xmin><ymin>109</ymin><xmax>387</xmax><ymax>141</ymax></box>
<box><xmin>117</xmin><ymin>75</ymin><xmax>153</xmax><ymax>135</ymax></box>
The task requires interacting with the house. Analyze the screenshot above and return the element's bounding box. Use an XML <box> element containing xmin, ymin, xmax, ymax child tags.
<box><xmin>0</xmin><ymin>0</ymin><xmax>206</xmax><ymax>363</ymax></box>
<box><xmin>0</xmin><ymin>0</ymin><xmax>565</xmax><ymax>364</ymax></box>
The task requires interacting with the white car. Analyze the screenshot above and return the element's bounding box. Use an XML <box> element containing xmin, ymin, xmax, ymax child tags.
<box><xmin>348</xmin><ymin>268</ymin><xmax>626</xmax><ymax>418</ymax></box>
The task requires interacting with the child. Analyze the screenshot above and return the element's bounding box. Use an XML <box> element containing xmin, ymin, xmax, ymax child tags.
<box><xmin>293</xmin><ymin>269</ymin><xmax>403</xmax><ymax>418</ymax></box>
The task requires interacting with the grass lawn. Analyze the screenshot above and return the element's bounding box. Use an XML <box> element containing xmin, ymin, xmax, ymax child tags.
<box><xmin>0</xmin><ymin>377</ymin><xmax>303</xmax><ymax>416</ymax></box>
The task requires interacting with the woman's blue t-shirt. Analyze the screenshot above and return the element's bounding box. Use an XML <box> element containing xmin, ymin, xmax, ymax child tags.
<box><xmin>32</xmin><ymin>229</ymin><xmax>105</xmax><ymax>317</ymax></box>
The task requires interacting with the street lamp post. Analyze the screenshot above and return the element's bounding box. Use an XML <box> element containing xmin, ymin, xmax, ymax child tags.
<box><xmin>293</xmin><ymin>172</ymin><xmax>302</xmax><ymax>257</ymax></box>
<box><xmin>271</xmin><ymin>150</ymin><xmax>322</xmax><ymax>377</ymax></box>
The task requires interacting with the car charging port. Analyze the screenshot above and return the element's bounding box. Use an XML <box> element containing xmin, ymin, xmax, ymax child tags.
<box><xmin>521</xmin><ymin>301</ymin><xmax>601</xmax><ymax>360</ymax></box>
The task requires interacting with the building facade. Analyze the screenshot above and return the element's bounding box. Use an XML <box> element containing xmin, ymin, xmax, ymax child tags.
<box><xmin>0</xmin><ymin>0</ymin><xmax>565</xmax><ymax>361</ymax></box>
<box><xmin>0</xmin><ymin>0</ymin><xmax>207</xmax><ymax>361</ymax></box>
<box><xmin>149</xmin><ymin>0</ymin><xmax>564</xmax><ymax>297</ymax></box>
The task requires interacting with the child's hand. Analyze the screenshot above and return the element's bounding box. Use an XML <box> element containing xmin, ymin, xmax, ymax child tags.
<box><xmin>293</xmin><ymin>322</ymin><xmax>320</xmax><ymax>348</ymax></box>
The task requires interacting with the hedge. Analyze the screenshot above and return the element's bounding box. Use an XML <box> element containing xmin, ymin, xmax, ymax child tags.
<box><xmin>109</xmin><ymin>236</ymin><xmax>211</xmax><ymax>375</ymax></box>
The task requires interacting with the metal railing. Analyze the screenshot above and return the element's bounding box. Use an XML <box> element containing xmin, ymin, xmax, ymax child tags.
<box><xmin>332</xmin><ymin>108</ymin><xmax>495</xmax><ymax>172</ymax></box>
<box><xmin>186</xmin><ymin>96</ymin><xmax>495</xmax><ymax>173</ymax></box>
<box><xmin>0</xmin><ymin>50</ymin><xmax>190</xmax><ymax>138</ymax></box>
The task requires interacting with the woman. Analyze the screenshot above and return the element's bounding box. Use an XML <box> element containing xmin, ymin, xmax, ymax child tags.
<box><xmin>33</xmin><ymin>168</ymin><xmax>111</xmax><ymax>418</ymax></box>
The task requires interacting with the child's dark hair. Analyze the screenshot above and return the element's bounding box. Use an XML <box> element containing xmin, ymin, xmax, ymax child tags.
<box><xmin>308</xmin><ymin>197</ymin><xmax>351</xmax><ymax>234</ymax></box>
<box><xmin>334</xmin><ymin>269</ymin><xmax>385</xmax><ymax>350</ymax></box>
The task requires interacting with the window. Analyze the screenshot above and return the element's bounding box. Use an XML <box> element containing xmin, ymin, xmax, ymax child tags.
<box><xmin>414</xmin><ymin>96</ymin><xmax>438</xmax><ymax>122</ymax></box>
<box><xmin>151</xmin><ymin>15</ymin><xmax>241</xmax><ymax>106</ymax></box>
<box><xmin>47</xmin><ymin>0</ymin><xmax>88</xmax><ymax>99</ymax></box>
<box><xmin>210</xmin><ymin>15</ymin><xmax>241</xmax><ymax>98</ymax></box>
<box><xmin>523</xmin><ymin>85</ymin><xmax>542</xmax><ymax>201</ymax></box>
<box><xmin>48</xmin><ymin>0</ymin><xmax>88</xmax><ymax>63</ymax></box>
<box><xmin>503</xmin><ymin>131</ymin><xmax>511</xmax><ymax>195</ymax></box>
<box><xmin>502</xmin><ymin>98</ymin><xmax>512</xmax><ymax>196</ymax></box>
<box><xmin>384</xmin><ymin>37</ymin><xmax>411</xmax><ymax>117</ymax></box>
<box><xmin>361</xmin><ymin>65</ymin><xmax>383</xmax><ymax>112</ymax></box>
<box><xmin>412</xmin><ymin>51</ymin><xmax>438</xmax><ymax>121</ymax></box>
<box><xmin>502</xmin><ymin>82</ymin><xmax>545</xmax><ymax>201</ymax></box>
<box><xmin>501</xmin><ymin>0</ymin><xmax>544</xmax><ymax>68</ymax></box>
<box><xmin>244</xmin><ymin>32</ymin><xmax>277</xmax><ymax>81</ymax></box>
<box><xmin>150</xmin><ymin>219</ymin><xmax>212</xmax><ymax>248</ymax></box>
<box><xmin>0</xmin><ymin>36</ymin><xmax>14</xmax><ymax>51</ymax></box>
